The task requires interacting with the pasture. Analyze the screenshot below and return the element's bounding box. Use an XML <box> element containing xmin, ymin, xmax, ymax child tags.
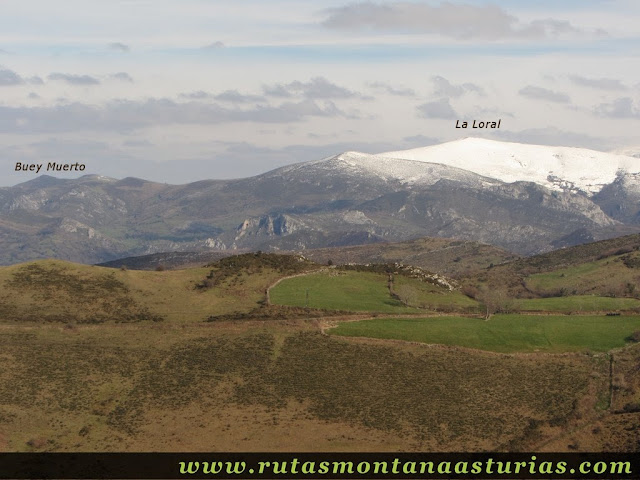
<box><xmin>270</xmin><ymin>269</ymin><xmax>479</xmax><ymax>313</ymax></box>
<box><xmin>329</xmin><ymin>314</ymin><xmax>640</xmax><ymax>353</ymax></box>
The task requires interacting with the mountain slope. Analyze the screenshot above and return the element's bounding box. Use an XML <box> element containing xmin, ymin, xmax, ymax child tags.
<box><xmin>1</xmin><ymin>139</ymin><xmax>640</xmax><ymax>264</ymax></box>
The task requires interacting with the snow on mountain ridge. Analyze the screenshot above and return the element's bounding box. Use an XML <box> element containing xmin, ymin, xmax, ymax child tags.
<box><xmin>382</xmin><ymin>137</ymin><xmax>640</xmax><ymax>195</ymax></box>
<box><xmin>298</xmin><ymin>150</ymin><xmax>500</xmax><ymax>188</ymax></box>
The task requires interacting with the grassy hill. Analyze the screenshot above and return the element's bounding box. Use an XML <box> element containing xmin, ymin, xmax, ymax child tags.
<box><xmin>0</xmin><ymin>253</ymin><xmax>317</xmax><ymax>324</ymax></box>
<box><xmin>269</xmin><ymin>267</ymin><xmax>479</xmax><ymax>314</ymax></box>
<box><xmin>1</xmin><ymin>249</ymin><xmax>639</xmax><ymax>453</ymax></box>
<box><xmin>465</xmin><ymin>234</ymin><xmax>640</xmax><ymax>297</ymax></box>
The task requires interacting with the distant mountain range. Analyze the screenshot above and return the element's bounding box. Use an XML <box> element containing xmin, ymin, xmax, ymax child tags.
<box><xmin>2</xmin><ymin>137</ymin><xmax>640</xmax><ymax>265</ymax></box>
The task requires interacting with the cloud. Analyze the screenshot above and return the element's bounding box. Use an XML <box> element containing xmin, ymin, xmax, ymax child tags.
<box><xmin>179</xmin><ymin>91</ymin><xmax>213</xmax><ymax>100</ymax></box>
<box><xmin>473</xmin><ymin>106</ymin><xmax>515</xmax><ymax>118</ymax></box>
<box><xmin>122</xmin><ymin>139</ymin><xmax>153</xmax><ymax>147</ymax></box>
<box><xmin>594</xmin><ymin>97</ymin><xmax>640</xmax><ymax>118</ymax></box>
<box><xmin>263</xmin><ymin>84</ymin><xmax>293</xmax><ymax>98</ymax></box>
<box><xmin>4</xmin><ymin>137</ymin><xmax>119</xmax><ymax>164</ymax></box>
<box><xmin>0</xmin><ymin>67</ymin><xmax>25</xmax><ymax>85</ymax></box>
<box><xmin>461</xmin><ymin>83</ymin><xmax>485</xmax><ymax>96</ymax></box>
<box><xmin>522</xmin><ymin>19</ymin><xmax>581</xmax><ymax>37</ymax></box>
<box><xmin>0</xmin><ymin>98</ymin><xmax>348</xmax><ymax>134</ymax></box>
<box><xmin>111</xmin><ymin>72</ymin><xmax>133</xmax><ymax>82</ymax></box>
<box><xmin>202</xmin><ymin>41</ymin><xmax>225</xmax><ymax>49</ymax></box>
<box><xmin>263</xmin><ymin>77</ymin><xmax>361</xmax><ymax>100</ymax></box>
<box><xmin>402</xmin><ymin>134</ymin><xmax>439</xmax><ymax>146</ymax></box>
<box><xmin>432</xmin><ymin>76</ymin><xmax>484</xmax><ymax>98</ymax></box>
<box><xmin>108</xmin><ymin>42</ymin><xmax>130</xmax><ymax>52</ymax></box>
<box><xmin>28</xmin><ymin>92</ymin><xmax>40</xmax><ymax>99</ymax></box>
<box><xmin>47</xmin><ymin>73</ymin><xmax>101</xmax><ymax>85</ymax></box>
<box><xmin>417</xmin><ymin>98</ymin><xmax>457</xmax><ymax>119</ymax></box>
<box><xmin>518</xmin><ymin>85</ymin><xmax>570</xmax><ymax>103</ymax></box>
<box><xmin>569</xmin><ymin>75</ymin><xmax>627</xmax><ymax>91</ymax></box>
<box><xmin>213</xmin><ymin>90</ymin><xmax>266</xmax><ymax>103</ymax></box>
<box><xmin>368</xmin><ymin>81</ymin><xmax>415</xmax><ymax>97</ymax></box>
<box><xmin>321</xmin><ymin>2</ymin><xmax>588</xmax><ymax>40</ymax></box>
<box><xmin>0</xmin><ymin>67</ymin><xmax>41</xmax><ymax>87</ymax></box>
<box><xmin>179</xmin><ymin>90</ymin><xmax>267</xmax><ymax>103</ymax></box>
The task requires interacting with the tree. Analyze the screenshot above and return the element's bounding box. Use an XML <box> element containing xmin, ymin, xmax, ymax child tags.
<box><xmin>476</xmin><ymin>286</ymin><xmax>511</xmax><ymax>320</ymax></box>
<box><xmin>395</xmin><ymin>284</ymin><xmax>419</xmax><ymax>307</ymax></box>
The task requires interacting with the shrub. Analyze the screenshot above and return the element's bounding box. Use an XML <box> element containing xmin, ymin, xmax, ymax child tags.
<box><xmin>626</xmin><ymin>330</ymin><xmax>640</xmax><ymax>343</ymax></box>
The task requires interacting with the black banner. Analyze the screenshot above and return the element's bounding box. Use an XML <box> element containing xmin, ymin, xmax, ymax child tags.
<box><xmin>0</xmin><ymin>453</ymin><xmax>638</xmax><ymax>479</ymax></box>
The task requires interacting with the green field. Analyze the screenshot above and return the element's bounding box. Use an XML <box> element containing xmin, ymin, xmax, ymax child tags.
<box><xmin>270</xmin><ymin>270</ymin><xmax>419</xmax><ymax>313</ymax></box>
<box><xmin>513</xmin><ymin>296</ymin><xmax>640</xmax><ymax>312</ymax></box>
<box><xmin>270</xmin><ymin>270</ymin><xmax>479</xmax><ymax>313</ymax></box>
<box><xmin>393</xmin><ymin>276</ymin><xmax>480</xmax><ymax>311</ymax></box>
<box><xmin>330</xmin><ymin>314</ymin><xmax>640</xmax><ymax>353</ymax></box>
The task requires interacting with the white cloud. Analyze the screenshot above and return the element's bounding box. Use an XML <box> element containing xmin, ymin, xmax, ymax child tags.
<box><xmin>0</xmin><ymin>67</ymin><xmax>24</xmax><ymax>85</ymax></box>
<box><xmin>0</xmin><ymin>97</ymin><xmax>349</xmax><ymax>134</ymax></box>
<box><xmin>417</xmin><ymin>99</ymin><xmax>457</xmax><ymax>119</ymax></box>
<box><xmin>214</xmin><ymin>90</ymin><xmax>266</xmax><ymax>103</ymax></box>
<box><xmin>569</xmin><ymin>75</ymin><xmax>627</xmax><ymax>91</ymax></box>
<box><xmin>518</xmin><ymin>85</ymin><xmax>570</xmax><ymax>104</ymax></box>
<box><xmin>594</xmin><ymin>97</ymin><xmax>640</xmax><ymax>118</ymax></box>
<box><xmin>263</xmin><ymin>77</ymin><xmax>362</xmax><ymax>100</ymax></box>
<box><xmin>368</xmin><ymin>81</ymin><xmax>416</xmax><ymax>97</ymax></box>
<box><xmin>322</xmin><ymin>2</ymin><xmax>590</xmax><ymax>40</ymax></box>
<box><xmin>432</xmin><ymin>76</ymin><xmax>484</xmax><ymax>98</ymax></box>
<box><xmin>108</xmin><ymin>42</ymin><xmax>130</xmax><ymax>52</ymax></box>
<box><xmin>202</xmin><ymin>41</ymin><xmax>225</xmax><ymax>49</ymax></box>
<box><xmin>47</xmin><ymin>73</ymin><xmax>101</xmax><ymax>85</ymax></box>
<box><xmin>111</xmin><ymin>72</ymin><xmax>134</xmax><ymax>83</ymax></box>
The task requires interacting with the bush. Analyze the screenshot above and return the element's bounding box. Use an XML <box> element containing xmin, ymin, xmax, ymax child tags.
<box><xmin>622</xmin><ymin>402</ymin><xmax>640</xmax><ymax>413</ymax></box>
<box><xmin>626</xmin><ymin>330</ymin><xmax>640</xmax><ymax>343</ymax></box>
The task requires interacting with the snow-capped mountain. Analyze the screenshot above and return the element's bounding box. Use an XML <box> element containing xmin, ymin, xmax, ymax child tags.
<box><xmin>2</xmin><ymin>137</ymin><xmax>640</xmax><ymax>264</ymax></box>
<box><xmin>273</xmin><ymin>150</ymin><xmax>501</xmax><ymax>189</ymax></box>
<box><xmin>382</xmin><ymin>137</ymin><xmax>640</xmax><ymax>195</ymax></box>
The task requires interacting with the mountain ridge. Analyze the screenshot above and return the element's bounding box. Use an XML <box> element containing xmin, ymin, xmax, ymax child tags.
<box><xmin>2</xmin><ymin>138</ymin><xmax>640</xmax><ymax>264</ymax></box>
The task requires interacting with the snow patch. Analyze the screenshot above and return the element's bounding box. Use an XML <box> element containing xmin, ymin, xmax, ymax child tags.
<box><xmin>382</xmin><ymin>137</ymin><xmax>640</xmax><ymax>196</ymax></box>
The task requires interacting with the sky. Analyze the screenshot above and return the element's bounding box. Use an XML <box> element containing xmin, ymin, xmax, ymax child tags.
<box><xmin>1</xmin><ymin>0</ymin><xmax>639</xmax><ymax>186</ymax></box>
